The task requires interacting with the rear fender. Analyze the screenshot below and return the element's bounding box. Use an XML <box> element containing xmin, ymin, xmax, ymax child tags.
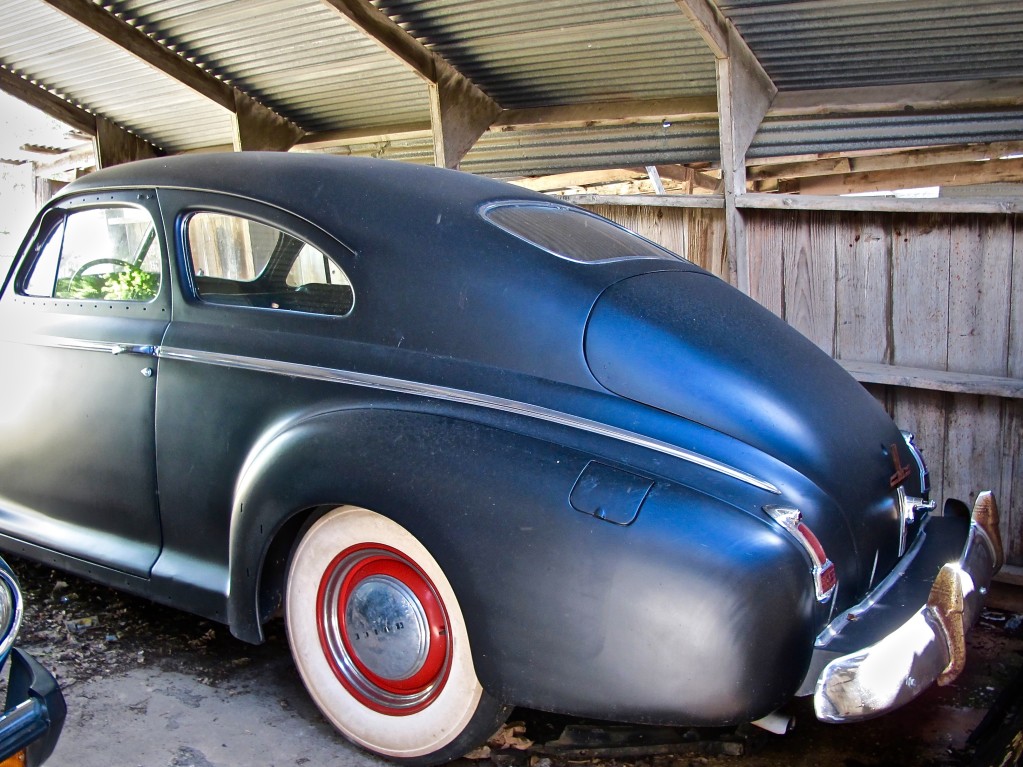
<box><xmin>227</xmin><ymin>407</ymin><xmax>816</xmax><ymax>723</ymax></box>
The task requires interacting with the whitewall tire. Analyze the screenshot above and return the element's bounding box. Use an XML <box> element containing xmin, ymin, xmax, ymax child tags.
<box><xmin>286</xmin><ymin>506</ymin><xmax>509</xmax><ymax>765</ymax></box>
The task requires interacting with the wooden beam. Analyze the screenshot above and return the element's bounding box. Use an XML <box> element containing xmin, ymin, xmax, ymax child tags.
<box><xmin>793</xmin><ymin>156</ymin><xmax>1023</xmax><ymax>195</ymax></box>
<box><xmin>652</xmin><ymin>164</ymin><xmax>722</xmax><ymax>192</ymax></box>
<box><xmin>319</xmin><ymin>0</ymin><xmax>500</xmax><ymax>168</ymax></box>
<box><xmin>495</xmin><ymin>96</ymin><xmax>719</xmax><ymax>130</ymax></box>
<box><xmin>736</xmin><ymin>193</ymin><xmax>1023</xmax><ymax>215</ymax></box>
<box><xmin>318</xmin><ymin>0</ymin><xmax>441</xmax><ymax>83</ymax></box>
<box><xmin>41</xmin><ymin>0</ymin><xmax>302</xmax><ymax>151</ymax></box>
<box><xmin>0</xmin><ymin>64</ymin><xmax>163</xmax><ymax>167</ymax></box>
<box><xmin>41</xmin><ymin>0</ymin><xmax>235</xmax><ymax>111</ymax></box>
<box><xmin>840</xmin><ymin>360</ymin><xmax>1023</xmax><ymax>400</ymax></box>
<box><xmin>295</xmin><ymin>122</ymin><xmax>433</xmax><ymax>151</ymax></box>
<box><xmin>563</xmin><ymin>194</ymin><xmax>725</xmax><ymax>210</ymax></box>
<box><xmin>0</xmin><ymin>65</ymin><xmax>95</xmax><ymax>136</ymax></box>
<box><xmin>674</xmin><ymin>0</ymin><xmax>730</xmax><ymax>58</ymax></box>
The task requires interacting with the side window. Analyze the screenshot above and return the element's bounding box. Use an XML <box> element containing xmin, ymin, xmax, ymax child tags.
<box><xmin>186</xmin><ymin>212</ymin><xmax>354</xmax><ymax>317</ymax></box>
<box><xmin>20</xmin><ymin>206</ymin><xmax>162</xmax><ymax>302</ymax></box>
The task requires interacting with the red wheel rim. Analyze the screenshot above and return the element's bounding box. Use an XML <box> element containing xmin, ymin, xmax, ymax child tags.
<box><xmin>316</xmin><ymin>543</ymin><xmax>452</xmax><ymax>715</ymax></box>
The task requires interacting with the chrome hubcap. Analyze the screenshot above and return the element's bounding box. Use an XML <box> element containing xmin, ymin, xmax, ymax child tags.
<box><xmin>343</xmin><ymin>575</ymin><xmax>430</xmax><ymax>681</ymax></box>
<box><xmin>317</xmin><ymin>544</ymin><xmax>451</xmax><ymax>714</ymax></box>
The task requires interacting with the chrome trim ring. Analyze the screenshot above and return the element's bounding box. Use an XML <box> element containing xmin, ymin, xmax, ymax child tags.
<box><xmin>0</xmin><ymin>568</ymin><xmax>23</xmax><ymax>658</ymax></box>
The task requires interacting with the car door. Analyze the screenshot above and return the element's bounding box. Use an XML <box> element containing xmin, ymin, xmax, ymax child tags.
<box><xmin>0</xmin><ymin>191</ymin><xmax>169</xmax><ymax>576</ymax></box>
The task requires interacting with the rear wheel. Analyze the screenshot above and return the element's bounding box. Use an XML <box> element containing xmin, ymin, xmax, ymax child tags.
<box><xmin>286</xmin><ymin>506</ymin><xmax>510</xmax><ymax>765</ymax></box>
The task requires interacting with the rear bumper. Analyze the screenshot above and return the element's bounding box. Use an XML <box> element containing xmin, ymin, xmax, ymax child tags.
<box><xmin>0</xmin><ymin>647</ymin><xmax>66</xmax><ymax>765</ymax></box>
<box><xmin>808</xmin><ymin>492</ymin><xmax>1003</xmax><ymax>723</ymax></box>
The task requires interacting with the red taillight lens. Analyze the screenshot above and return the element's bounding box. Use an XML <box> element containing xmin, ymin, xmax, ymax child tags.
<box><xmin>766</xmin><ymin>507</ymin><xmax>837</xmax><ymax>602</ymax></box>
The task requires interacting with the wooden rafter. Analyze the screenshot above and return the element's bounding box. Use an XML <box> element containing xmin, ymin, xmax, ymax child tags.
<box><xmin>0</xmin><ymin>64</ymin><xmax>96</xmax><ymax>136</ymax></box>
<box><xmin>42</xmin><ymin>0</ymin><xmax>235</xmax><ymax>111</ymax></box>
<box><xmin>40</xmin><ymin>0</ymin><xmax>302</xmax><ymax>152</ymax></box>
<box><xmin>318</xmin><ymin>0</ymin><xmax>500</xmax><ymax>168</ymax></box>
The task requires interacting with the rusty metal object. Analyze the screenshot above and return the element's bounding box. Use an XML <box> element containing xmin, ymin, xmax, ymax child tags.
<box><xmin>927</xmin><ymin>563</ymin><xmax>967</xmax><ymax>686</ymax></box>
<box><xmin>973</xmin><ymin>491</ymin><xmax>1004</xmax><ymax>574</ymax></box>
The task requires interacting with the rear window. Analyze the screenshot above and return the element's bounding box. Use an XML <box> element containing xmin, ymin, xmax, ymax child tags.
<box><xmin>482</xmin><ymin>202</ymin><xmax>680</xmax><ymax>264</ymax></box>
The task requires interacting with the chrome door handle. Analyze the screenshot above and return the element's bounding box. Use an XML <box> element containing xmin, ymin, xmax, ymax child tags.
<box><xmin>111</xmin><ymin>343</ymin><xmax>157</xmax><ymax>356</ymax></box>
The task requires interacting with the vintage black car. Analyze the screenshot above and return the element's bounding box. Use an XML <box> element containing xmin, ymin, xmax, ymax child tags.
<box><xmin>0</xmin><ymin>153</ymin><xmax>1003</xmax><ymax>764</ymax></box>
<box><xmin>0</xmin><ymin>557</ymin><xmax>65</xmax><ymax>766</ymax></box>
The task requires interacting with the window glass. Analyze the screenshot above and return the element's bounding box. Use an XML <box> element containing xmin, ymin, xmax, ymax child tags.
<box><xmin>21</xmin><ymin>206</ymin><xmax>161</xmax><ymax>301</ymax></box>
<box><xmin>187</xmin><ymin>212</ymin><xmax>353</xmax><ymax>317</ymax></box>
<box><xmin>483</xmin><ymin>202</ymin><xmax>682</xmax><ymax>264</ymax></box>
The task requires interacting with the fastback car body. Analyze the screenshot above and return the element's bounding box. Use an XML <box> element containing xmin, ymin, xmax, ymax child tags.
<box><xmin>0</xmin><ymin>153</ymin><xmax>1003</xmax><ymax>764</ymax></box>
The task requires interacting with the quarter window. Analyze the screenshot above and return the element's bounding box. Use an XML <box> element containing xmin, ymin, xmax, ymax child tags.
<box><xmin>483</xmin><ymin>202</ymin><xmax>682</xmax><ymax>264</ymax></box>
<box><xmin>187</xmin><ymin>212</ymin><xmax>353</xmax><ymax>317</ymax></box>
<box><xmin>21</xmin><ymin>206</ymin><xmax>162</xmax><ymax>302</ymax></box>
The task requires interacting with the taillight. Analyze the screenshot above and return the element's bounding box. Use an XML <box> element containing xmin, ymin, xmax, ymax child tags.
<box><xmin>765</xmin><ymin>506</ymin><xmax>837</xmax><ymax>602</ymax></box>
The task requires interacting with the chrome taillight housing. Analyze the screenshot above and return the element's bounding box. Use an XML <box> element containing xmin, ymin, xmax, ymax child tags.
<box><xmin>766</xmin><ymin>506</ymin><xmax>837</xmax><ymax>602</ymax></box>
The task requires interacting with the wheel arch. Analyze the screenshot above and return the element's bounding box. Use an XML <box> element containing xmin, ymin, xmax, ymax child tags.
<box><xmin>224</xmin><ymin>405</ymin><xmax>589</xmax><ymax>651</ymax></box>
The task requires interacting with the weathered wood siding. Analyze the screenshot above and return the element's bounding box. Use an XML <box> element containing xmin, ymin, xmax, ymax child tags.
<box><xmin>585</xmin><ymin>202</ymin><xmax>1023</xmax><ymax>567</ymax></box>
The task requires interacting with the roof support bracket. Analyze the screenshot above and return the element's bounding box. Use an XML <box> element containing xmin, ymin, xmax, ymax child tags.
<box><xmin>320</xmin><ymin>0</ymin><xmax>502</xmax><ymax>169</ymax></box>
<box><xmin>233</xmin><ymin>93</ymin><xmax>306</xmax><ymax>152</ymax></box>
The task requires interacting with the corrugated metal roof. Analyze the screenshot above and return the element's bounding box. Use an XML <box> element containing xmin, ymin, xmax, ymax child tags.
<box><xmin>317</xmin><ymin>118</ymin><xmax>722</xmax><ymax>177</ymax></box>
<box><xmin>374</xmin><ymin>0</ymin><xmax>717</xmax><ymax>107</ymax></box>
<box><xmin>0</xmin><ymin>0</ymin><xmax>1021</xmax><ymax>176</ymax></box>
<box><xmin>106</xmin><ymin>0</ymin><xmax>432</xmax><ymax>132</ymax></box>
<box><xmin>717</xmin><ymin>0</ymin><xmax>1023</xmax><ymax>91</ymax></box>
<box><xmin>0</xmin><ymin>0</ymin><xmax>233</xmax><ymax>151</ymax></box>
<box><xmin>318</xmin><ymin>109</ymin><xmax>1023</xmax><ymax>179</ymax></box>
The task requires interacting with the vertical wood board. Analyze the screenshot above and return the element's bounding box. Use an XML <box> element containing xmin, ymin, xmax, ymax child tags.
<box><xmin>745</xmin><ymin>210</ymin><xmax>785</xmax><ymax>317</ymax></box>
<box><xmin>892</xmin><ymin>213</ymin><xmax>952</xmax><ymax>370</ymax></box>
<box><xmin>834</xmin><ymin>213</ymin><xmax>891</xmax><ymax>364</ymax></box>
<box><xmin>947</xmin><ymin>215</ymin><xmax>1013</xmax><ymax>376</ymax></box>
<box><xmin>782</xmin><ymin>210</ymin><xmax>836</xmax><ymax>355</ymax></box>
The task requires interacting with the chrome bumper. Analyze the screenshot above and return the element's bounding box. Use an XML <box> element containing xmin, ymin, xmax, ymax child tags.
<box><xmin>813</xmin><ymin>492</ymin><xmax>1003</xmax><ymax>723</ymax></box>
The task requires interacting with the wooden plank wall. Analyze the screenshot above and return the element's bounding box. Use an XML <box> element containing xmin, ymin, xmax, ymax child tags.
<box><xmin>585</xmin><ymin>202</ymin><xmax>1023</xmax><ymax>567</ymax></box>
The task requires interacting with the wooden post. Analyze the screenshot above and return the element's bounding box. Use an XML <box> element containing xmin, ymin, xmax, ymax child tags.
<box><xmin>715</xmin><ymin>27</ymin><xmax>775</xmax><ymax>291</ymax></box>
<box><xmin>676</xmin><ymin>0</ymin><xmax>775</xmax><ymax>291</ymax></box>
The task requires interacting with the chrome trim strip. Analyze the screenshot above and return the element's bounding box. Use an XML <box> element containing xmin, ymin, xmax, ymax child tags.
<box><xmin>157</xmin><ymin>345</ymin><xmax>781</xmax><ymax>495</ymax></box>
<box><xmin>46</xmin><ymin>337</ymin><xmax>124</xmax><ymax>355</ymax></box>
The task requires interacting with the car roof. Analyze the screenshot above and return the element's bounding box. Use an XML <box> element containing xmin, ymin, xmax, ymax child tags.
<box><xmin>64</xmin><ymin>152</ymin><xmax>552</xmax><ymax>227</ymax></box>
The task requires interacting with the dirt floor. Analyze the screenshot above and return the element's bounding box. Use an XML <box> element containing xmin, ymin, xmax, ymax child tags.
<box><xmin>7</xmin><ymin>555</ymin><xmax>1023</xmax><ymax>767</ymax></box>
